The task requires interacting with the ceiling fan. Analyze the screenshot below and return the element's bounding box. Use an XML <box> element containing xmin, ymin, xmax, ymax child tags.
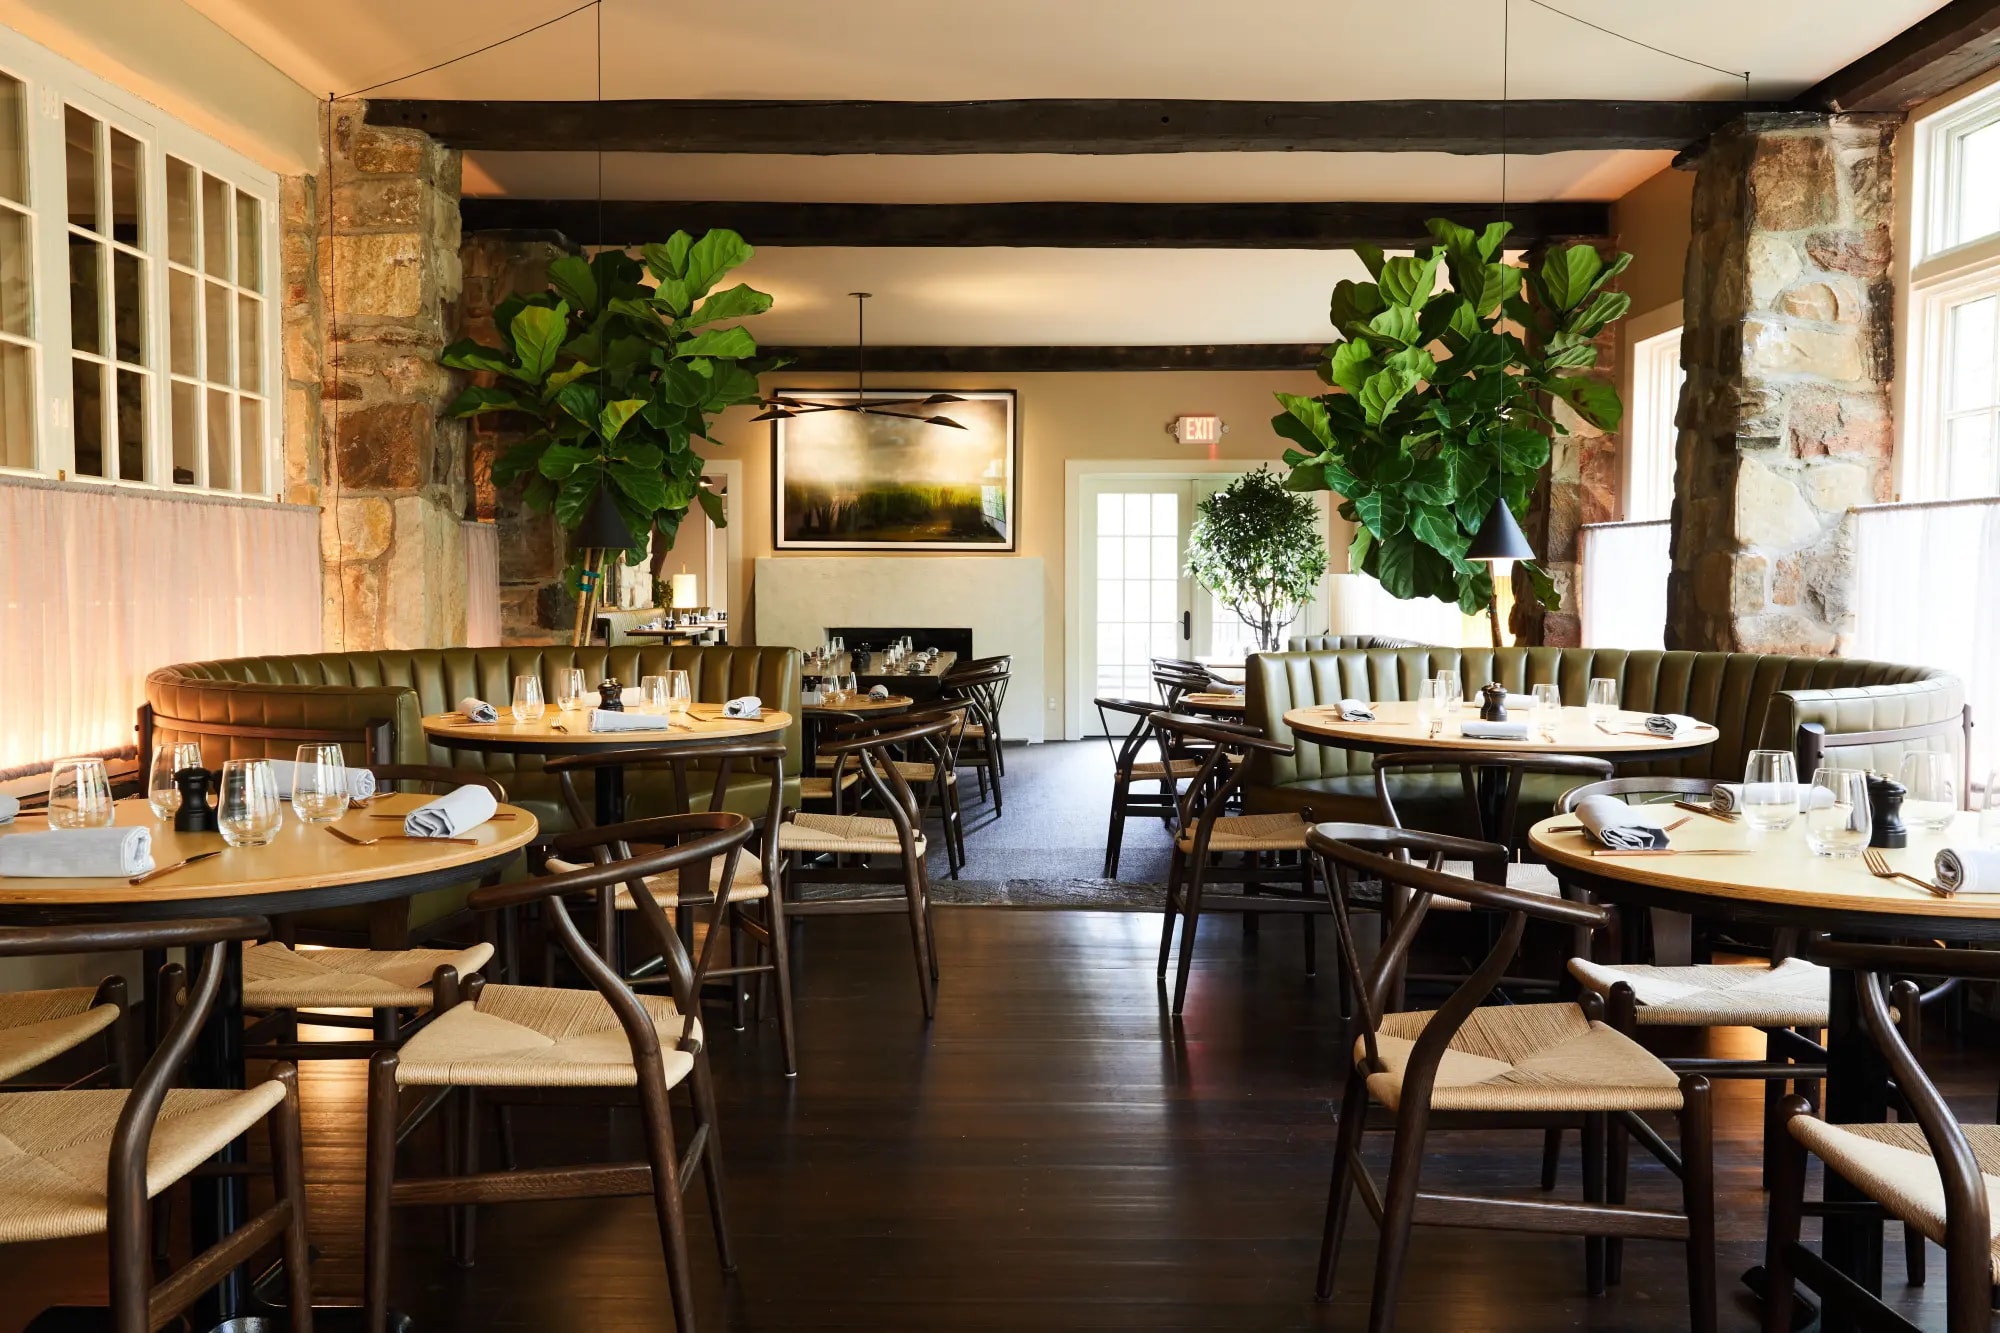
<box><xmin>752</xmin><ymin>292</ymin><xmax>967</xmax><ymax>428</ymax></box>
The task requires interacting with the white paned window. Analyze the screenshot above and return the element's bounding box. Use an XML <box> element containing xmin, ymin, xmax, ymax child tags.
<box><xmin>0</xmin><ymin>26</ymin><xmax>278</xmax><ymax>495</ymax></box>
<box><xmin>1624</xmin><ymin>327</ymin><xmax>1683</xmax><ymax>521</ymax></box>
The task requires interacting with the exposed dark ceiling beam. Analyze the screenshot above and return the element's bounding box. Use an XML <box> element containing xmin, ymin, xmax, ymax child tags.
<box><xmin>368</xmin><ymin>98</ymin><xmax>1781</xmax><ymax>155</ymax></box>
<box><xmin>1800</xmin><ymin>0</ymin><xmax>2000</xmax><ymax>111</ymax></box>
<box><xmin>457</xmin><ymin>198</ymin><xmax>1612</xmax><ymax>249</ymax></box>
<box><xmin>763</xmin><ymin>345</ymin><xmax>1324</xmax><ymax>373</ymax></box>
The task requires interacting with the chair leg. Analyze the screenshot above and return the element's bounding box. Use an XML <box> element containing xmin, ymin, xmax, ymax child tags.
<box><xmin>1104</xmin><ymin>786</ymin><xmax>1126</xmax><ymax>879</ymax></box>
<box><xmin>98</xmin><ymin>976</ymin><xmax>135</xmax><ymax>1087</ymax></box>
<box><xmin>1540</xmin><ymin>1129</ymin><xmax>1562</xmax><ymax>1191</ymax></box>
<box><xmin>1891</xmin><ymin>979</ymin><xmax>1926</xmax><ymax>1287</ymax></box>
<box><xmin>903</xmin><ymin>853</ymin><xmax>938</xmax><ymax>1019</ymax></box>
<box><xmin>766</xmin><ymin>894</ymin><xmax>800</xmax><ymax>1078</ymax></box>
<box><xmin>1762</xmin><ymin>1095</ymin><xmax>1810</xmax><ymax>1333</ymax></box>
<box><xmin>1170</xmin><ymin>855</ymin><xmax>1208</xmax><ymax>1016</ymax></box>
<box><xmin>363</xmin><ymin>1052</ymin><xmax>401</xmax><ymax>1333</ymax></box>
<box><xmin>1316</xmin><ymin>1069</ymin><xmax>1370</xmax><ymax>1300</ymax></box>
<box><xmin>457</xmin><ymin>1088</ymin><xmax>482</xmax><ymax>1266</ymax></box>
<box><xmin>1607</xmin><ymin>1112</ymin><xmax>1629</xmax><ymax>1285</ymax></box>
<box><xmin>1679</xmin><ymin>1075</ymin><xmax>1717</xmax><ymax>1333</ymax></box>
<box><xmin>1365</xmin><ymin>1100</ymin><xmax>1432</xmax><ymax>1333</ymax></box>
<box><xmin>636</xmin><ymin>1074</ymin><xmax>700</xmax><ymax>1333</ymax></box>
<box><xmin>921</xmin><ymin>859</ymin><xmax>941</xmax><ymax>985</ymax></box>
<box><xmin>729</xmin><ymin>905</ymin><xmax>748</xmax><ymax>1032</ymax></box>
<box><xmin>1157</xmin><ymin>848</ymin><xmax>1184</xmax><ymax>980</ymax></box>
<box><xmin>1582</xmin><ymin>1112</ymin><xmax>1607</xmax><ymax>1296</ymax></box>
<box><xmin>687</xmin><ymin>1048</ymin><xmax>737</xmax><ymax>1272</ymax></box>
<box><xmin>268</xmin><ymin>1063</ymin><xmax>316</xmax><ymax>1330</ymax></box>
<box><xmin>1762</xmin><ymin>1027</ymin><xmax>1787</xmax><ymax>1191</ymax></box>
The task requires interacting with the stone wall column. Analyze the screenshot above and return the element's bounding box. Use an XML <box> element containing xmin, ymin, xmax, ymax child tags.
<box><xmin>317</xmin><ymin>99</ymin><xmax>467</xmax><ymax>650</ymax></box>
<box><xmin>1667</xmin><ymin>111</ymin><xmax>1898</xmax><ymax>653</ymax></box>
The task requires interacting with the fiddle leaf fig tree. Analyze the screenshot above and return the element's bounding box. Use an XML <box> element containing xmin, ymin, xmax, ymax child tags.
<box><xmin>1274</xmin><ymin>218</ymin><xmax>1631</xmax><ymax>622</ymax></box>
<box><xmin>1185</xmin><ymin>468</ymin><xmax>1331</xmax><ymax>652</ymax></box>
<box><xmin>440</xmin><ymin>229</ymin><xmax>781</xmax><ymax>557</ymax></box>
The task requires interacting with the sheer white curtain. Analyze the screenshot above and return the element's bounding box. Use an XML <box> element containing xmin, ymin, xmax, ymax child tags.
<box><xmin>1853</xmin><ymin>499</ymin><xmax>2000</xmax><ymax>784</ymax></box>
<box><xmin>1580</xmin><ymin>520</ymin><xmax>1671</xmax><ymax>649</ymax></box>
<box><xmin>0</xmin><ymin>481</ymin><xmax>322</xmax><ymax>773</ymax></box>
<box><xmin>463</xmin><ymin>521</ymin><xmax>501</xmax><ymax>648</ymax></box>
<box><xmin>1323</xmin><ymin>572</ymin><xmax>1471</xmax><ymax>645</ymax></box>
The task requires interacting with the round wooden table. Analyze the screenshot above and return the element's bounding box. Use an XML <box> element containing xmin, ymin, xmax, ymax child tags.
<box><xmin>0</xmin><ymin>793</ymin><xmax>536</xmax><ymax>1324</ymax></box>
<box><xmin>1530</xmin><ymin>808</ymin><xmax>1997</xmax><ymax>1324</ymax></box>
<box><xmin>1181</xmin><ymin>690</ymin><xmax>1246</xmax><ymax>716</ymax></box>
<box><xmin>802</xmin><ymin>693</ymin><xmax>913</xmax><ymax>715</ymax></box>
<box><xmin>423</xmin><ymin>706</ymin><xmax>793</xmax><ymax>826</ymax></box>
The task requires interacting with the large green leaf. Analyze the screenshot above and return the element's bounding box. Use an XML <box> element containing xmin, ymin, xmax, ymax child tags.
<box><xmin>543</xmin><ymin>362</ymin><xmax>596</xmax><ymax>396</ymax></box>
<box><xmin>555</xmin><ymin>380</ymin><xmax>601</xmax><ymax>428</ymax></box>
<box><xmin>440</xmin><ymin>338</ymin><xmax>519</xmax><ymax>379</ymax></box>
<box><xmin>443</xmin><ymin>383</ymin><xmax>537</xmax><ymax>417</ymax></box>
<box><xmin>1409</xmin><ymin>503</ymin><xmax>1465</xmax><ymax>560</ymax></box>
<box><xmin>1325</xmin><ymin>339</ymin><xmax>1375</xmax><ymax>396</ymax></box>
<box><xmin>1375</xmin><ymin>536</ymin><xmax>1418</xmax><ymax>598</ymax></box>
<box><xmin>1357</xmin><ymin>367</ymin><xmax>1413</xmax><ymax>425</ymax></box>
<box><xmin>491</xmin><ymin>439</ymin><xmax>545</xmax><ymax>488</ymax></box>
<box><xmin>1377</xmin><ymin>253</ymin><xmax>1440</xmax><ymax>309</ymax></box>
<box><xmin>1475</xmin><ymin>220</ymin><xmax>1514</xmax><ymax>260</ymax></box>
<box><xmin>606</xmin><ymin>459</ymin><xmax>669</xmax><ymax>512</ymax></box>
<box><xmin>1551</xmin><ymin>376</ymin><xmax>1625</xmax><ymax>431</ymax></box>
<box><xmin>598</xmin><ymin>398</ymin><xmax>646</xmax><ymax>442</ymax></box>
<box><xmin>642</xmin><ymin>234</ymin><xmax>693</xmax><ymax>281</ymax></box>
<box><xmin>1353</xmin><ymin>487</ymin><xmax>1407</xmax><ymax>538</ymax></box>
<box><xmin>538</xmin><ymin>442</ymin><xmax>598</xmax><ymax>480</ymax></box>
<box><xmin>1518</xmin><ymin>559</ymin><xmax>1561</xmax><ymax>611</ymax></box>
<box><xmin>675</xmin><ymin>326</ymin><xmax>758</xmax><ymax>360</ymax></box>
<box><xmin>684</xmin><ymin>282</ymin><xmax>774</xmax><ymax>329</ymax></box>
<box><xmin>1541</xmin><ymin>243</ymin><xmax>1604</xmax><ymax>312</ymax></box>
<box><xmin>1347</xmin><ymin>524</ymin><xmax>1373</xmax><ymax>573</ymax></box>
<box><xmin>1328</xmin><ymin>279</ymin><xmax>1386</xmax><ymax>331</ymax></box>
<box><xmin>695</xmin><ymin>482</ymin><xmax>727</xmax><ymax>527</ymax></box>
<box><xmin>683</xmin><ymin>230</ymin><xmax>754</xmax><ymax>298</ymax></box>
<box><xmin>546</xmin><ymin>255</ymin><xmax>599</xmax><ymax>315</ymax></box>
<box><xmin>1500</xmin><ymin>427</ymin><xmax>1552</xmax><ymax>473</ymax></box>
<box><xmin>1402</xmin><ymin>456</ymin><xmax>1453</xmax><ymax>507</ymax></box>
<box><xmin>553</xmin><ymin>469</ymin><xmax>602</xmax><ymax>529</ymax></box>
<box><xmin>1366</xmin><ymin>306</ymin><xmax>1420</xmax><ymax>347</ymax></box>
<box><xmin>1352</xmin><ymin>243</ymin><xmax>1387</xmax><ymax>280</ymax></box>
<box><xmin>1567</xmin><ymin>288</ymin><xmax>1631</xmax><ymax>340</ymax></box>
<box><xmin>508</xmin><ymin>304</ymin><xmax>568</xmax><ymax>383</ymax></box>
<box><xmin>1273</xmin><ymin>393</ymin><xmax>1336</xmax><ymax>449</ymax></box>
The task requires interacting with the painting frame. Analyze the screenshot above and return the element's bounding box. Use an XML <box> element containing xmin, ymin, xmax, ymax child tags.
<box><xmin>771</xmin><ymin>388</ymin><xmax>1019</xmax><ymax>552</ymax></box>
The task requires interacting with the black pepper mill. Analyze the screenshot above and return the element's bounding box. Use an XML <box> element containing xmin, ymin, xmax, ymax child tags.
<box><xmin>1479</xmin><ymin>681</ymin><xmax>1510</xmax><ymax>723</ymax></box>
<box><xmin>1867</xmin><ymin>773</ymin><xmax>1908</xmax><ymax>849</ymax></box>
<box><xmin>173</xmin><ymin>768</ymin><xmax>219</xmax><ymax>834</ymax></box>
<box><xmin>597</xmin><ymin>679</ymin><xmax>624</xmax><ymax>712</ymax></box>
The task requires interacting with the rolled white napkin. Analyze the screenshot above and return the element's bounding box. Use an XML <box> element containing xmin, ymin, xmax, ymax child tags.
<box><xmin>1937</xmin><ymin>846</ymin><xmax>2000</xmax><ymax>895</ymax></box>
<box><xmin>1502</xmin><ymin>692</ymin><xmax>1537</xmax><ymax>710</ymax></box>
<box><xmin>725</xmin><ymin>695</ymin><xmax>764</xmax><ymax>718</ymax></box>
<box><xmin>1574</xmin><ymin>794</ymin><xmax>1670</xmax><ymax>850</ymax></box>
<box><xmin>0</xmin><ymin>827</ymin><xmax>153</xmax><ymax>877</ymax></box>
<box><xmin>1643</xmin><ymin>713</ymin><xmax>1706</xmax><ymax>737</ymax></box>
<box><xmin>801</xmin><ymin>688</ymin><xmax>825</xmax><ymax>706</ymax></box>
<box><xmin>1336</xmin><ymin>699</ymin><xmax>1375</xmax><ymax>721</ymax></box>
<box><xmin>866</xmin><ymin>685</ymin><xmax>889</xmax><ymax>701</ymax></box>
<box><xmin>458</xmin><ymin>696</ymin><xmax>498</xmax><ymax>724</ymax></box>
<box><xmin>621</xmin><ymin>686</ymin><xmax>644</xmax><ymax>708</ymax></box>
<box><xmin>267</xmin><ymin>760</ymin><xmax>376</xmax><ymax>801</ymax></box>
<box><xmin>590</xmin><ymin>709</ymin><xmax>673</xmax><ymax>733</ymax></box>
<box><xmin>0</xmin><ymin>794</ymin><xmax>16</xmax><ymax>824</ymax></box>
<box><xmin>1712</xmin><ymin>782</ymin><xmax>1834</xmax><ymax>814</ymax></box>
<box><xmin>404</xmin><ymin>784</ymin><xmax>498</xmax><ymax>838</ymax></box>
<box><xmin>1461</xmin><ymin>719</ymin><xmax>1530</xmax><ymax>741</ymax></box>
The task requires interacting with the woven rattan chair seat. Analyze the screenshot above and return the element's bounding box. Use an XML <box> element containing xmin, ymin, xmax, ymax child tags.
<box><xmin>242</xmin><ymin>942</ymin><xmax>495</xmax><ymax>1011</ymax></box>
<box><xmin>0</xmin><ymin>988</ymin><xmax>119</xmax><ymax>1083</ymax></box>
<box><xmin>548</xmin><ymin>852</ymin><xmax>768</xmax><ymax>911</ymax></box>
<box><xmin>0</xmin><ymin>1084</ymin><xmax>286</xmax><ymax>1243</ymax></box>
<box><xmin>1789</xmin><ymin>1119</ymin><xmax>2000</xmax><ymax>1278</ymax></box>
<box><xmin>800</xmin><ymin>771</ymin><xmax>862</xmax><ymax>801</ymax></box>
<box><xmin>1567</xmin><ymin>957</ymin><xmax>1830</xmax><ymax>1029</ymax></box>
<box><xmin>1363</xmin><ymin>1003</ymin><xmax>1685</xmax><ymax>1114</ymax></box>
<box><xmin>890</xmin><ymin>759</ymin><xmax>953</xmax><ymax>785</ymax></box>
<box><xmin>1175</xmin><ymin>812</ymin><xmax>1310</xmax><ymax>854</ymax></box>
<box><xmin>395</xmin><ymin>985</ymin><xmax>698</xmax><ymax>1090</ymax></box>
<box><xmin>1128</xmin><ymin>759</ymin><xmax>1203</xmax><ymax>783</ymax></box>
<box><xmin>778</xmin><ymin>812</ymin><xmax>922</xmax><ymax>856</ymax></box>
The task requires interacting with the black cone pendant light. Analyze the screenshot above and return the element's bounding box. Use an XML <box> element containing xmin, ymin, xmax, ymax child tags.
<box><xmin>1466</xmin><ymin>488</ymin><xmax>1535</xmax><ymax>562</ymax></box>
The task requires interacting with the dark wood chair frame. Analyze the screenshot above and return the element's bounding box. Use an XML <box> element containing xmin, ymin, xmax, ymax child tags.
<box><xmin>1763</xmin><ymin>935</ymin><xmax>2000</xmax><ymax>1333</ymax></box>
<box><xmin>363</xmin><ymin>814</ymin><xmax>752</xmax><ymax>1333</ymax></box>
<box><xmin>780</xmin><ymin>714</ymin><xmax>957</xmax><ymax>1019</ymax></box>
<box><xmin>953</xmin><ymin>654</ymin><xmax>1013</xmax><ymax>774</ymax></box>
<box><xmin>1093</xmin><ymin>697</ymin><xmax>1190</xmax><ymax>878</ymax></box>
<box><xmin>828</xmin><ymin>705</ymin><xmax>970</xmax><ymax>879</ymax></box>
<box><xmin>3</xmin><ymin>974</ymin><xmax>137</xmax><ymax>1091</ymax></box>
<box><xmin>1152</xmin><ymin>711</ymin><xmax>1328</xmax><ymax>1017</ymax></box>
<box><xmin>943</xmin><ymin>663</ymin><xmax>1009</xmax><ymax>810</ymax></box>
<box><xmin>1305</xmin><ymin>824</ymin><xmax>1717</xmax><ymax>1333</ymax></box>
<box><xmin>0</xmin><ymin>917</ymin><xmax>313</xmax><ymax>1333</ymax></box>
<box><xmin>547</xmin><ymin>742</ymin><xmax>799</xmax><ymax>1076</ymax></box>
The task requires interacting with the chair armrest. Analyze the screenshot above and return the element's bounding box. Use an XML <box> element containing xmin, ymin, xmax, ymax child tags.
<box><xmin>0</xmin><ymin>917</ymin><xmax>269</xmax><ymax>958</ymax></box>
<box><xmin>1805</xmin><ymin>935</ymin><xmax>2000</xmax><ymax>983</ymax></box>
<box><xmin>1307</xmin><ymin>826</ymin><xmax>1607</xmax><ymax>929</ymax></box>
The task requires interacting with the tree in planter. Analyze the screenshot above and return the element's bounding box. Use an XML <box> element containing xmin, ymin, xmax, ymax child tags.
<box><xmin>440</xmin><ymin>229</ymin><xmax>778</xmax><ymax>563</ymax></box>
<box><xmin>1185</xmin><ymin>468</ymin><xmax>1331</xmax><ymax>652</ymax></box>
<box><xmin>1272</xmin><ymin>218</ymin><xmax>1631</xmax><ymax>645</ymax></box>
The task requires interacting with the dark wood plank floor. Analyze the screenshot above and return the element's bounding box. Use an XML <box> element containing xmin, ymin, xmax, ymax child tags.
<box><xmin>8</xmin><ymin>907</ymin><xmax>1990</xmax><ymax>1331</ymax></box>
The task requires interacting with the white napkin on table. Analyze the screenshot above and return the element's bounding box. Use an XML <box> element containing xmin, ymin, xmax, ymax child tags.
<box><xmin>267</xmin><ymin>760</ymin><xmax>376</xmax><ymax>801</ymax></box>
<box><xmin>0</xmin><ymin>794</ymin><xmax>16</xmax><ymax>824</ymax></box>
<box><xmin>725</xmin><ymin>695</ymin><xmax>764</xmax><ymax>718</ymax></box>
<box><xmin>1336</xmin><ymin>699</ymin><xmax>1375</xmax><ymax>721</ymax></box>
<box><xmin>1643</xmin><ymin>713</ymin><xmax>1705</xmax><ymax>737</ymax></box>
<box><xmin>1712</xmin><ymin>782</ymin><xmax>1834</xmax><ymax>814</ymax></box>
<box><xmin>1501</xmin><ymin>692</ymin><xmax>1536</xmax><ymax>710</ymax></box>
<box><xmin>1574</xmin><ymin>794</ymin><xmax>1671</xmax><ymax>850</ymax></box>
<box><xmin>1937</xmin><ymin>846</ymin><xmax>2000</xmax><ymax>894</ymax></box>
<box><xmin>589</xmin><ymin>709</ymin><xmax>672</xmax><ymax>733</ymax></box>
<box><xmin>0</xmin><ymin>827</ymin><xmax>153</xmax><ymax>877</ymax></box>
<box><xmin>866</xmin><ymin>685</ymin><xmax>889</xmax><ymax>701</ymax></box>
<box><xmin>802</xmin><ymin>688</ymin><xmax>825</xmax><ymax>706</ymax></box>
<box><xmin>403</xmin><ymin>785</ymin><xmax>498</xmax><ymax>838</ymax></box>
<box><xmin>457</xmin><ymin>696</ymin><xmax>498</xmax><ymax>724</ymax></box>
<box><xmin>1461</xmin><ymin>719</ymin><xmax>1530</xmax><ymax>741</ymax></box>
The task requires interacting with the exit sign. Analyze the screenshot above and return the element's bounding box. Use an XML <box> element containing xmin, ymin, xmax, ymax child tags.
<box><xmin>1171</xmin><ymin>414</ymin><xmax>1224</xmax><ymax>446</ymax></box>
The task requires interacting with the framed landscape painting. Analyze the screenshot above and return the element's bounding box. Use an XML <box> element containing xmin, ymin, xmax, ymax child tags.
<box><xmin>773</xmin><ymin>389</ymin><xmax>1017</xmax><ymax>551</ymax></box>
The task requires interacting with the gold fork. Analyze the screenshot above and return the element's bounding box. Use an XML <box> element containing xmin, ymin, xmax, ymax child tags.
<box><xmin>1862</xmin><ymin>846</ymin><xmax>1949</xmax><ymax>897</ymax></box>
<box><xmin>327</xmin><ymin>826</ymin><xmax>477</xmax><ymax>848</ymax></box>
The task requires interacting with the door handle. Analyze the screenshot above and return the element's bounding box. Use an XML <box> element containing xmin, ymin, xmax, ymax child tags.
<box><xmin>1181</xmin><ymin>611</ymin><xmax>1191</xmax><ymax>641</ymax></box>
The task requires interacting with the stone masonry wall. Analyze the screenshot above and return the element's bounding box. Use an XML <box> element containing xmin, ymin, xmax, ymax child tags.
<box><xmin>277</xmin><ymin>175</ymin><xmax>324</xmax><ymax>511</ymax></box>
<box><xmin>315</xmin><ymin>99</ymin><xmax>468</xmax><ymax>650</ymax></box>
<box><xmin>1667</xmin><ymin>112</ymin><xmax>1898</xmax><ymax>654</ymax></box>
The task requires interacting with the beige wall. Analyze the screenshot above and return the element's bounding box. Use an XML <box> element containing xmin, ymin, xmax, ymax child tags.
<box><xmin>707</xmin><ymin>367</ymin><xmax>1324</xmax><ymax>725</ymax></box>
<box><xmin>1611</xmin><ymin>165</ymin><xmax>1695</xmax><ymax>324</ymax></box>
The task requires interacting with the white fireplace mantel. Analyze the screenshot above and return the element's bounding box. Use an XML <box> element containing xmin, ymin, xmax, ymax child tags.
<box><xmin>753</xmin><ymin>556</ymin><xmax>1045</xmax><ymax>742</ymax></box>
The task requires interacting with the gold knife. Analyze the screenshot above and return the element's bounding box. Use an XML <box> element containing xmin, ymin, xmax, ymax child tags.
<box><xmin>129</xmin><ymin>850</ymin><xmax>225</xmax><ymax>886</ymax></box>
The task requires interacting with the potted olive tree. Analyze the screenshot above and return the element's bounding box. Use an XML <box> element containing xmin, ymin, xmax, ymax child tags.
<box><xmin>1185</xmin><ymin>468</ymin><xmax>1330</xmax><ymax>652</ymax></box>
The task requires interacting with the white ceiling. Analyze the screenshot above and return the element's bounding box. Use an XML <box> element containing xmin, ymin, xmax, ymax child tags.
<box><xmin>188</xmin><ymin>0</ymin><xmax>1950</xmax><ymax>344</ymax></box>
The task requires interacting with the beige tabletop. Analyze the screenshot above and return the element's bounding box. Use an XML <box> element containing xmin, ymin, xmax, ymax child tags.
<box><xmin>802</xmin><ymin>693</ymin><xmax>914</xmax><ymax>715</ymax></box>
<box><xmin>1285</xmin><ymin>701</ymin><xmax>1721</xmax><ymax>757</ymax></box>
<box><xmin>1183</xmin><ymin>691</ymin><xmax>1247</xmax><ymax>713</ymax></box>
<box><xmin>1529</xmin><ymin>807</ymin><xmax>1998</xmax><ymax>926</ymax></box>
<box><xmin>0</xmin><ymin>793</ymin><xmax>537</xmax><ymax>914</ymax></box>
<box><xmin>423</xmin><ymin>706</ymin><xmax>792</xmax><ymax>754</ymax></box>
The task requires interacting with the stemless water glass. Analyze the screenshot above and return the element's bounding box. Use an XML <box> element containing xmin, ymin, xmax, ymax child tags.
<box><xmin>1532</xmin><ymin>683</ymin><xmax>1562</xmax><ymax>740</ymax></box>
<box><xmin>1413</xmin><ymin>683</ymin><xmax>1438</xmax><ymax>735</ymax></box>
<box><xmin>666</xmin><ymin>669</ymin><xmax>692</xmax><ymax>724</ymax></box>
<box><xmin>147</xmin><ymin>742</ymin><xmax>203</xmax><ymax>820</ymax></box>
<box><xmin>1434</xmin><ymin>670</ymin><xmax>1462</xmax><ymax>710</ymax></box>
<box><xmin>1431</xmin><ymin>675</ymin><xmax>1460</xmax><ymax>736</ymax></box>
<box><xmin>510</xmin><ymin>675</ymin><xmax>545</xmax><ymax>723</ymax></box>
<box><xmin>1586</xmin><ymin>677</ymin><xmax>1619</xmax><ymax>726</ymax></box>
<box><xmin>49</xmin><ymin>757</ymin><xmax>116</xmax><ymax>829</ymax></box>
<box><xmin>553</xmin><ymin>667</ymin><xmax>587</xmax><ymax>713</ymax></box>
<box><xmin>1804</xmin><ymin>767</ymin><xmax>1870</xmax><ymax>858</ymax></box>
<box><xmin>290</xmin><ymin>743</ymin><xmax>350</xmax><ymax>824</ymax></box>
<box><xmin>1981</xmin><ymin>770</ymin><xmax>2000</xmax><ymax>847</ymax></box>
<box><xmin>1899</xmin><ymin>751</ymin><xmax>1958</xmax><ymax>834</ymax></box>
<box><xmin>219</xmin><ymin>759</ymin><xmax>283</xmax><ymax>848</ymax></box>
<box><xmin>1740</xmin><ymin>749</ymin><xmax>1800</xmax><ymax>832</ymax></box>
<box><xmin>640</xmin><ymin>674</ymin><xmax>670</xmax><ymax>713</ymax></box>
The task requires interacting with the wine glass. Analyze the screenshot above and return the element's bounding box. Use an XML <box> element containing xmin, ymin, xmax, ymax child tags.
<box><xmin>219</xmin><ymin>759</ymin><xmax>283</xmax><ymax>848</ymax></box>
<box><xmin>147</xmin><ymin>742</ymin><xmax>203</xmax><ymax>820</ymax></box>
<box><xmin>666</xmin><ymin>669</ymin><xmax>692</xmax><ymax>724</ymax></box>
<box><xmin>1898</xmin><ymin>751</ymin><xmax>1958</xmax><ymax>834</ymax></box>
<box><xmin>1804</xmin><ymin>767</ymin><xmax>1870</xmax><ymax>858</ymax></box>
<box><xmin>1532</xmin><ymin>683</ymin><xmax>1562</xmax><ymax>741</ymax></box>
<box><xmin>1980</xmin><ymin>770</ymin><xmax>2000</xmax><ymax>846</ymax></box>
<box><xmin>1740</xmin><ymin>749</ymin><xmax>1800</xmax><ymax>832</ymax></box>
<box><xmin>1434</xmin><ymin>670</ymin><xmax>1462</xmax><ymax>710</ymax></box>
<box><xmin>1586</xmin><ymin>677</ymin><xmax>1619</xmax><ymax>726</ymax></box>
<box><xmin>640</xmin><ymin>674</ymin><xmax>670</xmax><ymax>713</ymax></box>
<box><xmin>553</xmin><ymin>667</ymin><xmax>587</xmax><ymax>713</ymax></box>
<box><xmin>510</xmin><ymin>675</ymin><xmax>545</xmax><ymax>724</ymax></box>
<box><xmin>49</xmin><ymin>757</ymin><xmax>115</xmax><ymax>829</ymax></box>
<box><xmin>1431</xmin><ymin>675</ymin><xmax>1460</xmax><ymax>736</ymax></box>
<box><xmin>290</xmin><ymin>743</ymin><xmax>350</xmax><ymax>824</ymax></box>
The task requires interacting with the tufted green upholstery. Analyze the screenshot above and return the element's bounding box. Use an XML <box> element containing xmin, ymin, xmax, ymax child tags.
<box><xmin>1288</xmin><ymin>634</ymin><xmax>1430</xmax><ymax>651</ymax></box>
<box><xmin>1245</xmin><ymin>646</ymin><xmax>1965</xmax><ymax>827</ymax></box>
